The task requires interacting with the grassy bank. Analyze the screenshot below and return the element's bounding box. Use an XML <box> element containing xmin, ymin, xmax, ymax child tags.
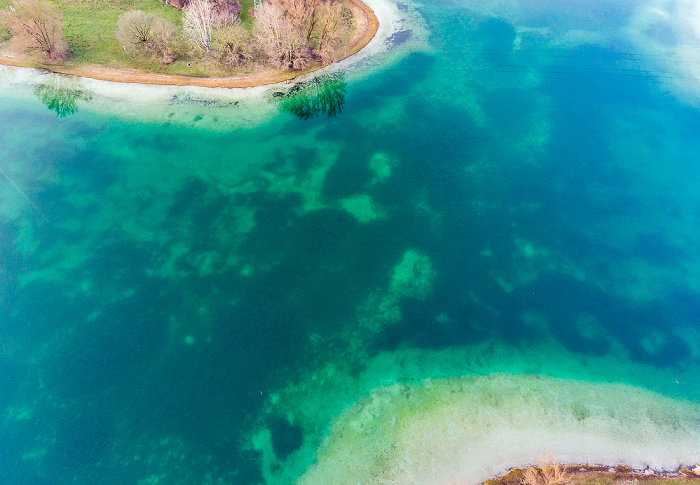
<box><xmin>0</xmin><ymin>0</ymin><xmax>185</xmax><ymax>70</ymax></box>
<box><xmin>0</xmin><ymin>0</ymin><xmax>361</xmax><ymax>78</ymax></box>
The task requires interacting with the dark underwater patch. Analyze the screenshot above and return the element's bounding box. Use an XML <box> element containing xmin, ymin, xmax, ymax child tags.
<box><xmin>387</xmin><ymin>30</ymin><xmax>413</xmax><ymax>47</ymax></box>
<box><xmin>269</xmin><ymin>416</ymin><xmax>304</xmax><ymax>461</ymax></box>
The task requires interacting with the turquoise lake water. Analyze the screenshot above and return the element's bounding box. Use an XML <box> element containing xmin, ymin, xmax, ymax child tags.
<box><xmin>2</xmin><ymin>0</ymin><xmax>700</xmax><ymax>483</ymax></box>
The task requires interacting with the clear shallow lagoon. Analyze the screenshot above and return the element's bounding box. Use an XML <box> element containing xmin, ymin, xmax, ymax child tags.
<box><xmin>2</xmin><ymin>0</ymin><xmax>700</xmax><ymax>483</ymax></box>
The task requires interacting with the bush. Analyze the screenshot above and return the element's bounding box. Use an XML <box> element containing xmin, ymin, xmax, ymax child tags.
<box><xmin>1</xmin><ymin>25</ymin><xmax>11</xmax><ymax>42</ymax></box>
<box><xmin>116</xmin><ymin>11</ymin><xmax>158</xmax><ymax>50</ymax></box>
<box><xmin>213</xmin><ymin>23</ymin><xmax>251</xmax><ymax>67</ymax></box>
<box><xmin>116</xmin><ymin>11</ymin><xmax>177</xmax><ymax>64</ymax></box>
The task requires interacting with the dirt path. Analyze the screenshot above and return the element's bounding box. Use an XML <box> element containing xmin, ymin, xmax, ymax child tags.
<box><xmin>0</xmin><ymin>0</ymin><xmax>378</xmax><ymax>88</ymax></box>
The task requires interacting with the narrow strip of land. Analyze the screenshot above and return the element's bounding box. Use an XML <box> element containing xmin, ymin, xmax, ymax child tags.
<box><xmin>0</xmin><ymin>0</ymin><xmax>378</xmax><ymax>88</ymax></box>
<box><xmin>484</xmin><ymin>463</ymin><xmax>700</xmax><ymax>485</ymax></box>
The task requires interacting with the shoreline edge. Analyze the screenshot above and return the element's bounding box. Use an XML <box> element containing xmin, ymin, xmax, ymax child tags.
<box><xmin>0</xmin><ymin>0</ymin><xmax>378</xmax><ymax>88</ymax></box>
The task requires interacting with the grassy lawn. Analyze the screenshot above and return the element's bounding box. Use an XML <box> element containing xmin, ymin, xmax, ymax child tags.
<box><xmin>1</xmin><ymin>0</ymin><xmax>180</xmax><ymax>63</ymax></box>
<box><xmin>238</xmin><ymin>0</ymin><xmax>254</xmax><ymax>26</ymax></box>
<box><xmin>0</xmin><ymin>0</ymin><xmax>363</xmax><ymax>77</ymax></box>
<box><xmin>54</xmin><ymin>0</ymin><xmax>183</xmax><ymax>67</ymax></box>
<box><xmin>0</xmin><ymin>0</ymin><xmax>239</xmax><ymax>75</ymax></box>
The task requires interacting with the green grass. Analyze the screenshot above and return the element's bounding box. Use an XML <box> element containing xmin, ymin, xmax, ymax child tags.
<box><xmin>0</xmin><ymin>0</ymin><xmax>267</xmax><ymax>75</ymax></box>
<box><xmin>0</xmin><ymin>0</ymin><xmax>192</xmax><ymax>72</ymax></box>
<box><xmin>238</xmin><ymin>0</ymin><xmax>254</xmax><ymax>26</ymax></box>
<box><xmin>54</xmin><ymin>0</ymin><xmax>183</xmax><ymax>69</ymax></box>
<box><xmin>0</xmin><ymin>0</ymin><xmax>357</xmax><ymax>76</ymax></box>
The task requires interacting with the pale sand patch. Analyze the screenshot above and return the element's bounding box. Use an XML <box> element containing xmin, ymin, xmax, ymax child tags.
<box><xmin>391</xmin><ymin>249</ymin><xmax>437</xmax><ymax>298</ymax></box>
<box><xmin>369</xmin><ymin>151</ymin><xmax>394</xmax><ymax>184</ymax></box>
<box><xmin>296</xmin><ymin>374</ymin><xmax>700</xmax><ymax>485</ymax></box>
<box><xmin>356</xmin><ymin>249</ymin><xmax>436</xmax><ymax>333</ymax></box>
<box><xmin>339</xmin><ymin>194</ymin><xmax>385</xmax><ymax>222</ymax></box>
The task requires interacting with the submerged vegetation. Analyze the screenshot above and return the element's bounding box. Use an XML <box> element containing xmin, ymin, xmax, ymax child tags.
<box><xmin>277</xmin><ymin>72</ymin><xmax>346</xmax><ymax>119</ymax></box>
<box><xmin>0</xmin><ymin>0</ymin><xmax>357</xmax><ymax>76</ymax></box>
<box><xmin>33</xmin><ymin>73</ymin><xmax>92</xmax><ymax>117</ymax></box>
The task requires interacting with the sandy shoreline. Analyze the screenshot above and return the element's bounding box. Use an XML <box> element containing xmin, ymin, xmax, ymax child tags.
<box><xmin>261</xmin><ymin>368</ymin><xmax>700</xmax><ymax>485</ymax></box>
<box><xmin>0</xmin><ymin>0</ymin><xmax>378</xmax><ymax>88</ymax></box>
<box><xmin>0</xmin><ymin>0</ymin><xmax>427</xmax><ymax>130</ymax></box>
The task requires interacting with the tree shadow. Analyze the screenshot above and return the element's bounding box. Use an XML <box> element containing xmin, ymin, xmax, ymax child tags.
<box><xmin>277</xmin><ymin>73</ymin><xmax>346</xmax><ymax>120</ymax></box>
<box><xmin>34</xmin><ymin>73</ymin><xmax>93</xmax><ymax>117</ymax></box>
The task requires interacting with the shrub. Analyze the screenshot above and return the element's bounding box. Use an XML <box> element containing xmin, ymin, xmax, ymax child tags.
<box><xmin>213</xmin><ymin>23</ymin><xmax>251</xmax><ymax>67</ymax></box>
<box><xmin>116</xmin><ymin>11</ymin><xmax>177</xmax><ymax>64</ymax></box>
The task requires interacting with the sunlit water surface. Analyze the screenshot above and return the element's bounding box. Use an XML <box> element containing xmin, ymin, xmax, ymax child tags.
<box><xmin>2</xmin><ymin>0</ymin><xmax>700</xmax><ymax>483</ymax></box>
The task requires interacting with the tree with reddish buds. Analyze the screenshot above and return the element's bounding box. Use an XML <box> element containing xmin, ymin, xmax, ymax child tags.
<box><xmin>3</xmin><ymin>0</ymin><xmax>68</xmax><ymax>63</ymax></box>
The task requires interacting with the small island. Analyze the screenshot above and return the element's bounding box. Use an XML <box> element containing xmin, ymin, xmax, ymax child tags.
<box><xmin>0</xmin><ymin>0</ymin><xmax>378</xmax><ymax>87</ymax></box>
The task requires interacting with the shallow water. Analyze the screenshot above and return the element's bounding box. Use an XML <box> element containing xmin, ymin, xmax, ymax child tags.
<box><xmin>2</xmin><ymin>0</ymin><xmax>700</xmax><ymax>483</ymax></box>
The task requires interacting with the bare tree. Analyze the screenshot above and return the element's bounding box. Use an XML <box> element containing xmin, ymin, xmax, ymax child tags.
<box><xmin>149</xmin><ymin>17</ymin><xmax>177</xmax><ymax>64</ymax></box>
<box><xmin>267</xmin><ymin>0</ymin><xmax>346</xmax><ymax>63</ymax></box>
<box><xmin>116</xmin><ymin>10</ymin><xmax>158</xmax><ymax>50</ymax></box>
<box><xmin>310</xmin><ymin>0</ymin><xmax>344</xmax><ymax>61</ymax></box>
<box><xmin>3</xmin><ymin>0</ymin><xmax>67</xmax><ymax>62</ymax></box>
<box><xmin>253</xmin><ymin>2</ymin><xmax>310</xmax><ymax>69</ymax></box>
<box><xmin>271</xmin><ymin>0</ymin><xmax>320</xmax><ymax>40</ymax></box>
<box><xmin>116</xmin><ymin>11</ymin><xmax>177</xmax><ymax>64</ymax></box>
<box><xmin>213</xmin><ymin>22</ymin><xmax>251</xmax><ymax>67</ymax></box>
<box><xmin>183</xmin><ymin>0</ymin><xmax>214</xmax><ymax>52</ymax></box>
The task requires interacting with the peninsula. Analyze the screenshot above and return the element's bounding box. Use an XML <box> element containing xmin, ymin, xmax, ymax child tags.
<box><xmin>0</xmin><ymin>0</ymin><xmax>378</xmax><ymax>87</ymax></box>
